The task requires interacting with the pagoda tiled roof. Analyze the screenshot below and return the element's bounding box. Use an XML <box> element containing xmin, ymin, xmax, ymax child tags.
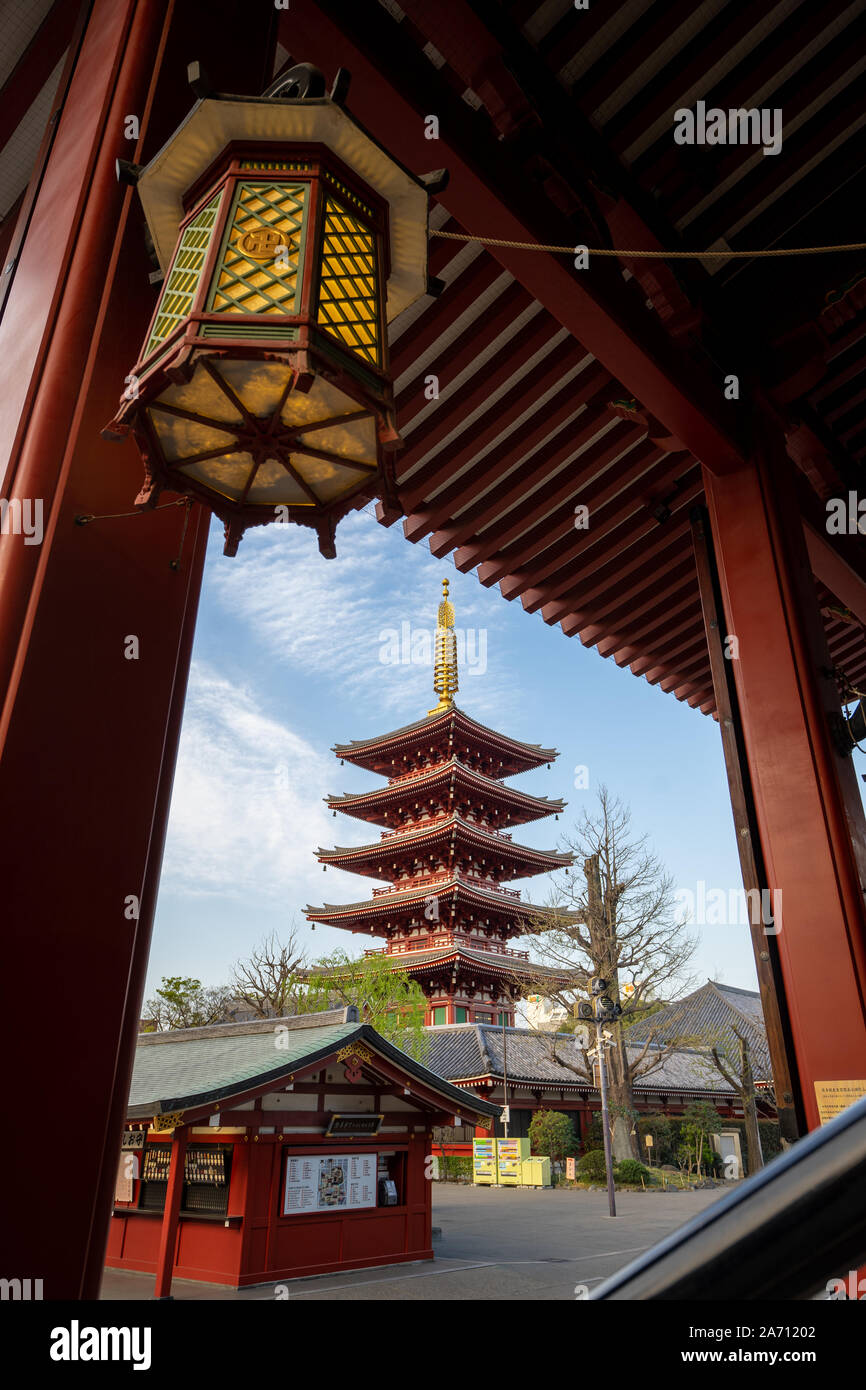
<box><xmin>379</xmin><ymin>945</ymin><xmax>569</xmax><ymax>983</ymax></box>
<box><xmin>306</xmin><ymin>875</ymin><xmax>578</xmax><ymax>925</ymax></box>
<box><xmin>332</xmin><ymin>704</ymin><xmax>558</xmax><ymax>769</ymax></box>
<box><xmin>316</xmin><ymin>813</ymin><xmax>573</xmax><ymax>877</ymax></box>
<box><xmin>326</xmin><ymin>756</ymin><xmax>566</xmax><ymax>823</ymax></box>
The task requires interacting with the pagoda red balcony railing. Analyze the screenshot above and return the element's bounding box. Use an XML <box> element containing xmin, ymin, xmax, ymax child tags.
<box><xmin>377</xmin><ymin>822</ymin><xmax>514</xmax><ymax>840</ymax></box>
<box><xmin>364</xmin><ymin>934</ymin><xmax>530</xmax><ymax>960</ymax></box>
<box><xmin>369</xmin><ymin>872</ymin><xmax>522</xmax><ymax>899</ymax></box>
<box><xmin>387</xmin><ymin>760</ymin><xmax>452</xmax><ymax>786</ymax></box>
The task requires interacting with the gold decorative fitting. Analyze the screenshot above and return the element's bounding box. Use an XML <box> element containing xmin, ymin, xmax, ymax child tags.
<box><xmin>152</xmin><ymin>1110</ymin><xmax>185</xmax><ymax>1131</ymax></box>
<box><xmin>237</xmin><ymin>225</ymin><xmax>293</xmax><ymax>261</ymax></box>
<box><xmin>428</xmin><ymin>577</ymin><xmax>459</xmax><ymax>715</ymax></box>
<box><xmin>336</xmin><ymin>1042</ymin><xmax>374</xmax><ymax>1065</ymax></box>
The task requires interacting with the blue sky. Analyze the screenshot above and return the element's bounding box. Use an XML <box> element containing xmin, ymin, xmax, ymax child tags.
<box><xmin>147</xmin><ymin>505</ymin><xmax>760</xmax><ymax>1003</ymax></box>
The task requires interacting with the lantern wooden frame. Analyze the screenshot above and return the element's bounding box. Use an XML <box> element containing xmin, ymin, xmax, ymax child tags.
<box><xmin>104</xmin><ymin>93</ymin><xmax>429</xmax><ymax>556</ymax></box>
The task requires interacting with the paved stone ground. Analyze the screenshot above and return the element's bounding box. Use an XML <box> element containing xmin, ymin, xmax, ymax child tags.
<box><xmin>100</xmin><ymin>1183</ymin><xmax>725</xmax><ymax>1301</ymax></box>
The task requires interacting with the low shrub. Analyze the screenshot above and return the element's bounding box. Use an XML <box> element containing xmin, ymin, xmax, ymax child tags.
<box><xmin>436</xmin><ymin>1155</ymin><xmax>472</xmax><ymax>1181</ymax></box>
<box><xmin>615</xmin><ymin>1158</ymin><xmax>650</xmax><ymax>1184</ymax></box>
<box><xmin>577</xmin><ymin>1149</ymin><xmax>609</xmax><ymax>1182</ymax></box>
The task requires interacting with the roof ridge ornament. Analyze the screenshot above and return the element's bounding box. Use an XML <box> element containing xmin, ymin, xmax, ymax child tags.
<box><xmin>428</xmin><ymin>577</ymin><xmax>459</xmax><ymax>716</ymax></box>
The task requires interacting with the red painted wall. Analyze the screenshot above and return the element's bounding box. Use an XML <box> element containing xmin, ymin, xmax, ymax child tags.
<box><xmin>107</xmin><ymin>1131</ymin><xmax>434</xmax><ymax>1288</ymax></box>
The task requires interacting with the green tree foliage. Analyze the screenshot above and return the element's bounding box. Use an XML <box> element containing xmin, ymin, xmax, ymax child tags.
<box><xmin>636</xmin><ymin>1114</ymin><xmax>675</xmax><ymax>1164</ymax></box>
<box><xmin>142</xmin><ymin>976</ymin><xmax>234</xmax><ymax>1031</ymax></box>
<box><xmin>302</xmin><ymin>949</ymin><xmax>429</xmax><ymax>1059</ymax></box>
<box><xmin>528</xmin><ymin>1109</ymin><xmax>579</xmax><ymax>1160</ymax></box>
<box><xmin>679</xmin><ymin>1101</ymin><xmax>722</xmax><ymax>1178</ymax></box>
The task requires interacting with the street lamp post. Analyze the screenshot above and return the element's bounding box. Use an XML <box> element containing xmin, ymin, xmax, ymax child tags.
<box><xmin>595</xmin><ymin>1021</ymin><xmax>617</xmax><ymax>1219</ymax></box>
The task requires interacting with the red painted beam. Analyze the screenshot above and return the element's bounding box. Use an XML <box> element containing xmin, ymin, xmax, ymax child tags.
<box><xmin>394</xmin><ymin>281</ymin><xmax>532</xmax><ymax>429</ymax></box>
<box><xmin>398</xmin><ymin>308</ymin><xmax>553</xmax><ymax>460</ymax></box>
<box><xmin>391</xmin><ymin>252</ymin><xmax>504</xmax><ymax>377</ymax></box>
<box><xmin>595</xmin><ymin>588</ymin><xmax>701</xmax><ymax>656</ymax></box>
<box><xmin>483</xmin><ymin>444</ymin><xmax>680</xmax><ymax>593</ymax></box>
<box><xmin>404</xmin><ymin>352</ymin><xmax>602</xmax><ymax>539</ymax></box>
<box><xmin>0</xmin><ymin>0</ymin><xmax>80</xmax><ymax>159</ymax></box>
<box><xmin>569</xmin><ymin>557</ymin><xmax>698</xmax><ymax>639</ymax></box>
<box><xmin>285</xmin><ymin>2</ymin><xmax>744</xmax><ymax>481</ymax></box>
<box><xmin>431</xmin><ymin>393</ymin><xmax>619</xmax><ymax>555</ymax></box>
<box><xmin>528</xmin><ymin>507</ymin><xmax>695</xmax><ymax>618</ymax></box>
<box><xmin>0</xmin><ymin>0</ymin><xmax>274</xmax><ymax>1302</ymax></box>
<box><xmin>805</xmin><ymin>522</ymin><xmax>866</xmax><ymax>629</ymax></box>
<box><xmin>705</xmin><ymin>442</ymin><xmax>866</xmax><ymax>1128</ymax></box>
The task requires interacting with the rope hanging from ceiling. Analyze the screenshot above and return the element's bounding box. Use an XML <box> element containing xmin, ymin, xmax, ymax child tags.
<box><xmin>429</xmin><ymin>229</ymin><xmax>866</xmax><ymax>259</ymax></box>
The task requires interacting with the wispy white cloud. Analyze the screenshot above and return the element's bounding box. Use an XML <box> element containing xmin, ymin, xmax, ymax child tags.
<box><xmin>161</xmin><ymin>663</ymin><xmax>344</xmax><ymax>903</ymax></box>
<box><xmin>205</xmin><ymin>507</ymin><xmax>516</xmax><ymax>722</ymax></box>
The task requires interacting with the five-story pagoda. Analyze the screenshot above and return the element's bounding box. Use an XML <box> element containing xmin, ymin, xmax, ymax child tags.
<box><xmin>306</xmin><ymin>581</ymin><xmax>575</xmax><ymax>1024</ymax></box>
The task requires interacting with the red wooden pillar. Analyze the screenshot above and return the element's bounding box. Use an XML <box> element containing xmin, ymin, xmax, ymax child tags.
<box><xmin>0</xmin><ymin>0</ymin><xmax>273</xmax><ymax>1299</ymax></box>
<box><xmin>704</xmin><ymin>440</ymin><xmax>866</xmax><ymax>1130</ymax></box>
<box><xmin>154</xmin><ymin>1126</ymin><xmax>189</xmax><ymax>1300</ymax></box>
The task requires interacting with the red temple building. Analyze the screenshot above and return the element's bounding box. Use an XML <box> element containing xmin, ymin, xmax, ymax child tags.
<box><xmin>306</xmin><ymin>580</ymin><xmax>576</xmax><ymax>1024</ymax></box>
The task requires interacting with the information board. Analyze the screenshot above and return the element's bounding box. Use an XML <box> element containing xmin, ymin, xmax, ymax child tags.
<box><xmin>283</xmin><ymin>1152</ymin><xmax>377</xmax><ymax>1215</ymax></box>
<box><xmin>814</xmin><ymin>1079</ymin><xmax>866</xmax><ymax>1124</ymax></box>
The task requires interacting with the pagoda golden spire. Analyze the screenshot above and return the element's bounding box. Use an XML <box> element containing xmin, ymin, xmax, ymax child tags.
<box><xmin>428</xmin><ymin>576</ymin><xmax>459</xmax><ymax>715</ymax></box>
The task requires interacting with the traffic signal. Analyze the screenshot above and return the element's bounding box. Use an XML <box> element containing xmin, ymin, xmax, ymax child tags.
<box><xmin>590</xmin><ymin>977</ymin><xmax>608</xmax><ymax>995</ymax></box>
<box><xmin>575</xmin><ymin>1001</ymin><xmax>593</xmax><ymax>1020</ymax></box>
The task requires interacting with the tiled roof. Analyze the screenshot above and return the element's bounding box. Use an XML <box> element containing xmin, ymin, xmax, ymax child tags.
<box><xmin>327</xmin><ymin>758</ymin><xmax>566</xmax><ymax>815</ymax></box>
<box><xmin>624</xmin><ymin>980</ymin><xmax>771</xmax><ymax>1082</ymax></box>
<box><xmin>317</xmin><ymin>813</ymin><xmax>573</xmax><ymax>868</ymax></box>
<box><xmin>333</xmin><ymin>704</ymin><xmax>557</xmax><ymax>762</ymax></box>
<box><xmin>422</xmin><ymin>1023</ymin><xmax>737</xmax><ymax>1096</ymax></box>
<box><xmin>306</xmin><ymin>876</ymin><xmax>575</xmax><ymax>921</ymax></box>
<box><xmin>384</xmin><ymin>945</ymin><xmax>569</xmax><ymax>979</ymax></box>
<box><xmin>128</xmin><ymin>1010</ymin><xmax>499</xmax><ymax>1120</ymax></box>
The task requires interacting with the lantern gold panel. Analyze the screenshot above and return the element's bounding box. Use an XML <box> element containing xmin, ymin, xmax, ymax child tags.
<box><xmin>317</xmin><ymin>197</ymin><xmax>381</xmax><ymax>366</ymax></box>
<box><xmin>209</xmin><ymin>182</ymin><xmax>307</xmax><ymax>315</ymax></box>
<box><xmin>146</xmin><ymin>192</ymin><xmax>222</xmax><ymax>357</ymax></box>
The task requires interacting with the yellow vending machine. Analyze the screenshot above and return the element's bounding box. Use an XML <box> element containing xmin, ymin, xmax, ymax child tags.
<box><xmin>521</xmin><ymin>1155</ymin><xmax>552</xmax><ymax>1187</ymax></box>
<box><xmin>497</xmin><ymin>1137</ymin><xmax>530</xmax><ymax>1185</ymax></box>
<box><xmin>473</xmin><ymin>1137</ymin><xmax>497</xmax><ymax>1185</ymax></box>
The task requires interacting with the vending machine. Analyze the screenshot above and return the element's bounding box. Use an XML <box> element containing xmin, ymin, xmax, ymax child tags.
<box><xmin>472</xmin><ymin>1137</ymin><xmax>497</xmax><ymax>1185</ymax></box>
<box><xmin>496</xmin><ymin>1137</ymin><xmax>530</xmax><ymax>1185</ymax></box>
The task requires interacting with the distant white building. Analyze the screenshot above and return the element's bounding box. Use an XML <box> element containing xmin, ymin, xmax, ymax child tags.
<box><xmin>523</xmin><ymin>994</ymin><xmax>569</xmax><ymax>1031</ymax></box>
